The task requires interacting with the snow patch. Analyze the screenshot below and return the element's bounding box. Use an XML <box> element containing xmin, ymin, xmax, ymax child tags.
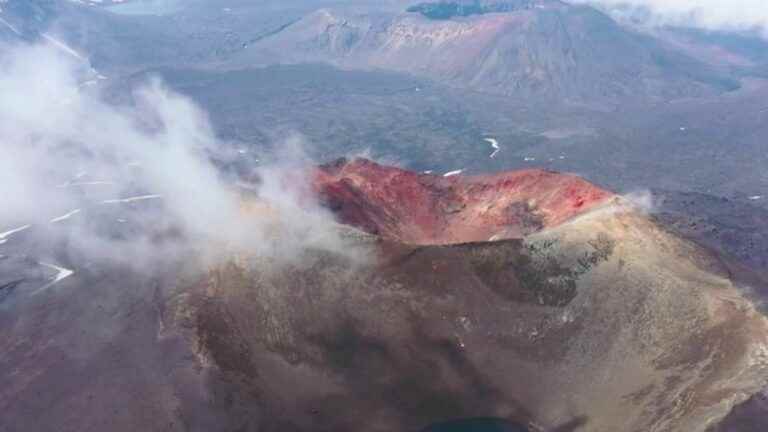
<box><xmin>443</xmin><ymin>169</ymin><xmax>464</xmax><ymax>177</ymax></box>
<box><xmin>41</xmin><ymin>34</ymin><xmax>85</xmax><ymax>61</ymax></box>
<box><xmin>0</xmin><ymin>225</ymin><xmax>31</xmax><ymax>242</ymax></box>
<box><xmin>101</xmin><ymin>194</ymin><xmax>162</xmax><ymax>204</ymax></box>
<box><xmin>484</xmin><ymin>137</ymin><xmax>500</xmax><ymax>158</ymax></box>
<box><xmin>37</xmin><ymin>262</ymin><xmax>75</xmax><ymax>291</ymax></box>
<box><xmin>57</xmin><ymin>181</ymin><xmax>114</xmax><ymax>188</ymax></box>
<box><xmin>0</xmin><ymin>16</ymin><xmax>20</xmax><ymax>36</ymax></box>
<box><xmin>50</xmin><ymin>209</ymin><xmax>81</xmax><ymax>223</ymax></box>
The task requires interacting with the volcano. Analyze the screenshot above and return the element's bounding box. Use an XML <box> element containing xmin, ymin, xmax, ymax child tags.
<box><xmin>2</xmin><ymin>159</ymin><xmax>768</xmax><ymax>432</ymax></box>
<box><xmin>183</xmin><ymin>160</ymin><xmax>768</xmax><ymax>431</ymax></box>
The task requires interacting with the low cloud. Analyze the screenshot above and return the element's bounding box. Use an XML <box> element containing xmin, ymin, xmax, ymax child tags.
<box><xmin>0</xmin><ymin>43</ymin><xmax>362</xmax><ymax>274</ymax></box>
<box><xmin>573</xmin><ymin>0</ymin><xmax>768</xmax><ymax>35</ymax></box>
<box><xmin>622</xmin><ymin>189</ymin><xmax>659</xmax><ymax>214</ymax></box>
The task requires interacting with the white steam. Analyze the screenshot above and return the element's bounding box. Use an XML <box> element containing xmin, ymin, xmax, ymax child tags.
<box><xmin>622</xmin><ymin>189</ymin><xmax>658</xmax><ymax>214</ymax></box>
<box><xmin>0</xmin><ymin>43</ymin><xmax>359</xmax><ymax>271</ymax></box>
<box><xmin>573</xmin><ymin>0</ymin><xmax>768</xmax><ymax>35</ymax></box>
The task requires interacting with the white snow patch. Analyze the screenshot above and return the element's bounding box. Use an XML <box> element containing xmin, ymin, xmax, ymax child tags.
<box><xmin>0</xmin><ymin>16</ymin><xmax>21</xmax><ymax>36</ymax></box>
<box><xmin>561</xmin><ymin>311</ymin><xmax>575</xmax><ymax>324</ymax></box>
<box><xmin>443</xmin><ymin>169</ymin><xmax>464</xmax><ymax>177</ymax></box>
<box><xmin>524</xmin><ymin>157</ymin><xmax>536</xmax><ymax>162</ymax></box>
<box><xmin>70</xmin><ymin>181</ymin><xmax>113</xmax><ymax>186</ymax></box>
<box><xmin>0</xmin><ymin>224</ymin><xmax>31</xmax><ymax>242</ymax></box>
<box><xmin>484</xmin><ymin>138</ymin><xmax>501</xmax><ymax>158</ymax></box>
<box><xmin>50</xmin><ymin>209</ymin><xmax>81</xmax><ymax>223</ymax></box>
<box><xmin>41</xmin><ymin>34</ymin><xmax>85</xmax><ymax>61</ymax></box>
<box><xmin>749</xmin><ymin>195</ymin><xmax>763</xmax><ymax>201</ymax></box>
<box><xmin>37</xmin><ymin>262</ymin><xmax>75</xmax><ymax>291</ymax></box>
<box><xmin>423</xmin><ymin>170</ymin><xmax>434</xmax><ymax>174</ymax></box>
<box><xmin>101</xmin><ymin>194</ymin><xmax>162</xmax><ymax>204</ymax></box>
<box><xmin>57</xmin><ymin>180</ymin><xmax>114</xmax><ymax>188</ymax></box>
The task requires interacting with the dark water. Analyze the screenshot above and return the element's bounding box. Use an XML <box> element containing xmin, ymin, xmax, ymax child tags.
<box><xmin>420</xmin><ymin>418</ymin><xmax>529</xmax><ymax>432</ymax></box>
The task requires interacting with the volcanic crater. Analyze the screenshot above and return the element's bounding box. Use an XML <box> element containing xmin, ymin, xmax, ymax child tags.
<box><xmin>313</xmin><ymin>158</ymin><xmax>613</xmax><ymax>245</ymax></box>
<box><xmin>180</xmin><ymin>159</ymin><xmax>768</xmax><ymax>432</ymax></box>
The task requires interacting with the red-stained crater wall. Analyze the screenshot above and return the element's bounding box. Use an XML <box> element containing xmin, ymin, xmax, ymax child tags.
<box><xmin>312</xmin><ymin>158</ymin><xmax>613</xmax><ymax>245</ymax></box>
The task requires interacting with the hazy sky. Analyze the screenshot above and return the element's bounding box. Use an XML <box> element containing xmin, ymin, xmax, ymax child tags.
<box><xmin>575</xmin><ymin>0</ymin><xmax>768</xmax><ymax>34</ymax></box>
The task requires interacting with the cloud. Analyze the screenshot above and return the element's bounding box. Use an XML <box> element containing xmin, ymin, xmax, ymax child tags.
<box><xmin>572</xmin><ymin>0</ymin><xmax>768</xmax><ymax>34</ymax></box>
<box><xmin>622</xmin><ymin>189</ymin><xmax>658</xmax><ymax>214</ymax></box>
<box><xmin>0</xmin><ymin>42</ymin><xmax>363</xmax><ymax>274</ymax></box>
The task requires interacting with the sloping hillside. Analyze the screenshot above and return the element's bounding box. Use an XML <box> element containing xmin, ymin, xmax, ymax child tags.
<box><xmin>234</xmin><ymin>1</ymin><xmax>739</xmax><ymax>101</ymax></box>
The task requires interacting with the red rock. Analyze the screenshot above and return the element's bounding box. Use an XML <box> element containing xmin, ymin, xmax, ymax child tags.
<box><xmin>313</xmin><ymin>158</ymin><xmax>614</xmax><ymax>244</ymax></box>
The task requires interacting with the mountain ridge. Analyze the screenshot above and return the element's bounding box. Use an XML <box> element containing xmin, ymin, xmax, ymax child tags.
<box><xmin>232</xmin><ymin>2</ymin><xmax>740</xmax><ymax>102</ymax></box>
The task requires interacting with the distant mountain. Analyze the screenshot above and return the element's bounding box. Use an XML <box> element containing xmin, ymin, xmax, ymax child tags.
<box><xmin>233</xmin><ymin>1</ymin><xmax>740</xmax><ymax>102</ymax></box>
